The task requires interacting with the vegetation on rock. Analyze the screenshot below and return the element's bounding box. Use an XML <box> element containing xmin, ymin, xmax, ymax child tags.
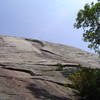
<box><xmin>55</xmin><ymin>63</ymin><xmax>65</xmax><ymax>71</ymax></box>
<box><xmin>69</xmin><ymin>67</ymin><xmax>100</xmax><ymax>100</ymax></box>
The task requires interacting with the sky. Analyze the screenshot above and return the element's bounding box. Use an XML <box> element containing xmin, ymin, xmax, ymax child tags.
<box><xmin>0</xmin><ymin>0</ymin><xmax>97</xmax><ymax>53</ymax></box>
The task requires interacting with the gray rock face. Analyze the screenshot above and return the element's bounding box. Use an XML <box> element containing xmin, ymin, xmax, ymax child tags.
<box><xmin>0</xmin><ymin>35</ymin><xmax>99</xmax><ymax>100</ymax></box>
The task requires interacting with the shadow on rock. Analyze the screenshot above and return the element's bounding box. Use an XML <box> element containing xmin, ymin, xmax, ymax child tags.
<box><xmin>26</xmin><ymin>83</ymin><xmax>71</xmax><ymax>100</ymax></box>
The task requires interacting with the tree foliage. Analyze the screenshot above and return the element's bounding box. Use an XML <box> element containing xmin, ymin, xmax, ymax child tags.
<box><xmin>74</xmin><ymin>2</ymin><xmax>100</xmax><ymax>54</ymax></box>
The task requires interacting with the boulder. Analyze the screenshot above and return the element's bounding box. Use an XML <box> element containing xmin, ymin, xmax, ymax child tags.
<box><xmin>0</xmin><ymin>35</ymin><xmax>99</xmax><ymax>100</ymax></box>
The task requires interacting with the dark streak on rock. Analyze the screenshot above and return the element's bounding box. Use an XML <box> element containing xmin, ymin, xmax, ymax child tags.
<box><xmin>34</xmin><ymin>63</ymin><xmax>80</xmax><ymax>67</ymax></box>
<box><xmin>25</xmin><ymin>39</ymin><xmax>44</xmax><ymax>47</ymax></box>
<box><xmin>31</xmin><ymin>77</ymin><xmax>64</xmax><ymax>86</ymax></box>
<box><xmin>2</xmin><ymin>67</ymin><xmax>38</xmax><ymax>76</ymax></box>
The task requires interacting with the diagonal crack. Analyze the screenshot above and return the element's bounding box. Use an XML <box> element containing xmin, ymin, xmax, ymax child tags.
<box><xmin>1</xmin><ymin>67</ymin><xmax>41</xmax><ymax>76</ymax></box>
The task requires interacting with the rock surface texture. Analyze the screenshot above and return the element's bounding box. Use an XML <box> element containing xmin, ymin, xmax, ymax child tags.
<box><xmin>0</xmin><ymin>35</ymin><xmax>100</xmax><ymax>100</ymax></box>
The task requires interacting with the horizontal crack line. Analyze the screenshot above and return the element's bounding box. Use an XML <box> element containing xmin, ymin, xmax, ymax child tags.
<box><xmin>33</xmin><ymin>63</ymin><xmax>80</xmax><ymax>67</ymax></box>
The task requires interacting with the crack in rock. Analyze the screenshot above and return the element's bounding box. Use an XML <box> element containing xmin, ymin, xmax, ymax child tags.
<box><xmin>34</xmin><ymin>63</ymin><xmax>80</xmax><ymax>67</ymax></box>
<box><xmin>1</xmin><ymin>67</ymin><xmax>42</xmax><ymax>76</ymax></box>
